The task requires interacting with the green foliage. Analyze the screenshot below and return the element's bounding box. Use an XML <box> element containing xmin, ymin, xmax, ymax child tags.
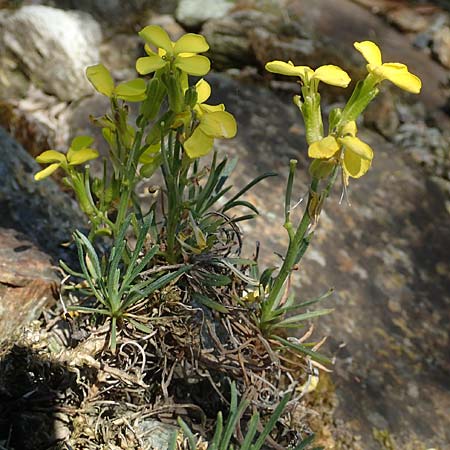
<box><xmin>63</xmin><ymin>213</ymin><xmax>190</xmax><ymax>351</ymax></box>
<box><xmin>170</xmin><ymin>382</ymin><xmax>324</xmax><ymax>450</ymax></box>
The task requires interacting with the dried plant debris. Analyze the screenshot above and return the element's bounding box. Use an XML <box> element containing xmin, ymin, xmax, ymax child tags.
<box><xmin>0</xmin><ymin>266</ymin><xmax>332</xmax><ymax>450</ymax></box>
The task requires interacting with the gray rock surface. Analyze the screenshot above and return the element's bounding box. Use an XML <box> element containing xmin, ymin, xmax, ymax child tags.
<box><xmin>176</xmin><ymin>0</ymin><xmax>234</xmax><ymax>29</ymax></box>
<box><xmin>0</xmin><ymin>5</ymin><xmax>102</xmax><ymax>101</ymax></box>
<box><xmin>0</xmin><ymin>126</ymin><xmax>85</xmax><ymax>260</ymax></box>
<box><xmin>433</xmin><ymin>25</ymin><xmax>450</xmax><ymax>69</ymax></box>
<box><xmin>206</xmin><ymin>68</ymin><xmax>450</xmax><ymax>448</ymax></box>
<box><xmin>50</xmin><ymin>0</ymin><xmax>178</xmax><ymax>22</ymax></box>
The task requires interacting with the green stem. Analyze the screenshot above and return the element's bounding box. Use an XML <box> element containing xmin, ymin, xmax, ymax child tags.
<box><xmin>261</xmin><ymin>168</ymin><xmax>338</xmax><ymax>331</ymax></box>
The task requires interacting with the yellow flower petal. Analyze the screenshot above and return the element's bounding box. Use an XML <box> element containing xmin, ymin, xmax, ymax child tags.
<box><xmin>71</xmin><ymin>136</ymin><xmax>94</xmax><ymax>151</ymax></box>
<box><xmin>86</xmin><ymin>64</ymin><xmax>114</xmax><ymax>97</ymax></box>
<box><xmin>67</xmin><ymin>148</ymin><xmax>99</xmax><ymax>165</ymax></box>
<box><xmin>175</xmin><ymin>55</ymin><xmax>210</xmax><ymax>76</ymax></box>
<box><xmin>343</xmin><ymin>150</ymin><xmax>371</xmax><ymax>178</ymax></box>
<box><xmin>173</xmin><ymin>33</ymin><xmax>209</xmax><ymax>54</ymax></box>
<box><xmin>34</xmin><ymin>163</ymin><xmax>61</xmax><ymax>180</ymax></box>
<box><xmin>195</xmin><ymin>79</ymin><xmax>211</xmax><ymax>104</ymax></box>
<box><xmin>375</xmin><ymin>63</ymin><xmax>422</xmax><ymax>94</ymax></box>
<box><xmin>138</xmin><ymin>25</ymin><xmax>172</xmax><ymax>53</ymax></box>
<box><xmin>136</xmin><ymin>55</ymin><xmax>166</xmax><ymax>75</ymax></box>
<box><xmin>184</xmin><ymin>127</ymin><xmax>214</xmax><ymax>158</ymax></box>
<box><xmin>354</xmin><ymin>41</ymin><xmax>382</xmax><ymax>66</ymax></box>
<box><xmin>265</xmin><ymin>60</ymin><xmax>312</xmax><ymax>78</ymax></box>
<box><xmin>200</xmin><ymin>111</ymin><xmax>237</xmax><ymax>138</ymax></box>
<box><xmin>35</xmin><ymin>150</ymin><xmax>66</xmax><ymax>164</ymax></box>
<box><xmin>339</xmin><ymin>136</ymin><xmax>373</xmax><ymax>161</ymax></box>
<box><xmin>198</xmin><ymin>103</ymin><xmax>224</xmax><ymax>114</ymax></box>
<box><xmin>313</xmin><ymin>65</ymin><xmax>351</xmax><ymax>87</ymax></box>
<box><xmin>144</xmin><ymin>43</ymin><xmax>156</xmax><ymax>56</ymax></box>
<box><xmin>114</xmin><ymin>78</ymin><xmax>147</xmax><ymax>102</ymax></box>
<box><xmin>341</xmin><ymin>121</ymin><xmax>357</xmax><ymax>137</ymax></box>
<box><xmin>308</xmin><ymin>135</ymin><xmax>339</xmax><ymax>159</ymax></box>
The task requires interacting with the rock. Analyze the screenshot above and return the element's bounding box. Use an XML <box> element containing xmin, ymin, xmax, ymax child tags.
<box><xmin>202</xmin><ymin>9</ymin><xmax>285</xmax><ymax>69</ymax></box>
<box><xmin>150</xmin><ymin>13</ymin><xmax>186</xmax><ymax>41</ymax></box>
<box><xmin>175</xmin><ymin>0</ymin><xmax>234</xmax><ymax>29</ymax></box>
<box><xmin>0</xmin><ymin>89</ymin><xmax>69</xmax><ymax>158</ymax></box>
<box><xmin>134</xmin><ymin>419</ymin><xmax>178</xmax><ymax>449</ymax></box>
<box><xmin>0</xmin><ymin>228</ymin><xmax>57</xmax><ymax>343</ymax></box>
<box><xmin>0</xmin><ymin>5</ymin><xmax>102</xmax><ymax>101</ymax></box>
<box><xmin>363</xmin><ymin>90</ymin><xmax>400</xmax><ymax>138</ymax></box>
<box><xmin>387</xmin><ymin>7</ymin><xmax>430</xmax><ymax>33</ymax></box>
<box><xmin>0</xmin><ymin>126</ymin><xmax>85</xmax><ymax>260</ymax></box>
<box><xmin>433</xmin><ymin>25</ymin><xmax>450</xmax><ymax>68</ymax></box>
<box><xmin>206</xmin><ymin>71</ymin><xmax>450</xmax><ymax>449</ymax></box>
<box><xmin>51</xmin><ymin>0</ymin><xmax>178</xmax><ymax>22</ymax></box>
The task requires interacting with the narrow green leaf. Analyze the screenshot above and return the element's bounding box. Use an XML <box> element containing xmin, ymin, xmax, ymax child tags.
<box><xmin>193</xmin><ymin>293</ymin><xmax>229</xmax><ymax>313</ymax></box>
<box><xmin>274</xmin><ymin>336</ymin><xmax>331</xmax><ymax>365</ymax></box>
<box><xmin>110</xmin><ymin>317</ymin><xmax>117</xmax><ymax>352</ymax></box>
<box><xmin>59</xmin><ymin>259</ymin><xmax>84</xmax><ymax>278</ymax></box>
<box><xmin>215</xmin><ymin>156</ymin><xmax>238</xmax><ymax>193</ymax></box>
<box><xmin>275</xmin><ymin>308</ymin><xmax>334</xmax><ymax>327</ymax></box>
<box><xmin>250</xmin><ymin>392</ymin><xmax>290</xmax><ymax>450</ymax></box>
<box><xmin>223</xmin><ymin>172</ymin><xmax>277</xmax><ymax>208</ymax></box>
<box><xmin>220</xmin><ymin>383</ymin><xmax>250</xmax><ymax>450</ymax></box>
<box><xmin>222</xmin><ymin>200</ymin><xmax>259</xmax><ymax>215</ymax></box>
<box><xmin>200</xmin><ymin>272</ymin><xmax>231</xmax><ymax>287</ymax></box>
<box><xmin>240</xmin><ymin>412</ymin><xmax>259</xmax><ymax>450</ymax></box>
<box><xmin>68</xmin><ymin>306</ymin><xmax>110</xmax><ymax>315</ymax></box>
<box><xmin>167</xmin><ymin>431</ymin><xmax>178</xmax><ymax>450</ymax></box>
<box><xmin>209</xmin><ymin>411</ymin><xmax>223</xmax><ymax>450</ymax></box>
<box><xmin>177</xmin><ymin>418</ymin><xmax>197</xmax><ymax>450</ymax></box>
<box><xmin>126</xmin><ymin>317</ymin><xmax>153</xmax><ymax>334</ymax></box>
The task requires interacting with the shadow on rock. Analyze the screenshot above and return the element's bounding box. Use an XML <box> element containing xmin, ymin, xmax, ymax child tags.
<box><xmin>0</xmin><ymin>344</ymin><xmax>78</xmax><ymax>450</ymax></box>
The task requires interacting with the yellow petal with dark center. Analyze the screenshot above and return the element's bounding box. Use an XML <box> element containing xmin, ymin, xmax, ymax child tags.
<box><xmin>175</xmin><ymin>55</ymin><xmax>210</xmax><ymax>76</ymax></box>
<box><xmin>313</xmin><ymin>65</ymin><xmax>351</xmax><ymax>87</ymax></box>
<box><xmin>138</xmin><ymin>25</ymin><xmax>172</xmax><ymax>53</ymax></box>
<box><xmin>265</xmin><ymin>60</ymin><xmax>311</xmax><ymax>78</ymax></box>
<box><xmin>341</xmin><ymin>121</ymin><xmax>357</xmax><ymax>137</ymax></box>
<box><xmin>200</xmin><ymin>111</ymin><xmax>237</xmax><ymax>138</ymax></box>
<box><xmin>343</xmin><ymin>150</ymin><xmax>371</xmax><ymax>178</ymax></box>
<box><xmin>174</xmin><ymin>33</ymin><xmax>209</xmax><ymax>54</ymax></box>
<box><xmin>196</xmin><ymin>79</ymin><xmax>211</xmax><ymax>104</ymax></box>
<box><xmin>339</xmin><ymin>136</ymin><xmax>373</xmax><ymax>161</ymax></box>
<box><xmin>36</xmin><ymin>150</ymin><xmax>66</xmax><ymax>164</ymax></box>
<box><xmin>34</xmin><ymin>163</ymin><xmax>61</xmax><ymax>181</ymax></box>
<box><xmin>308</xmin><ymin>135</ymin><xmax>339</xmax><ymax>159</ymax></box>
<box><xmin>375</xmin><ymin>63</ymin><xmax>422</xmax><ymax>94</ymax></box>
<box><xmin>136</xmin><ymin>56</ymin><xmax>166</xmax><ymax>75</ymax></box>
<box><xmin>114</xmin><ymin>78</ymin><xmax>147</xmax><ymax>102</ymax></box>
<box><xmin>354</xmin><ymin>41</ymin><xmax>382</xmax><ymax>66</ymax></box>
<box><xmin>68</xmin><ymin>148</ymin><xmax>99</xmax><ymax>165</ymax></box>
<box><xmin>71</xmin><ymin>135</ymin><xmax>94</xmax><ymax>151</ymax></box>
<box><xmin>184</xmin><ymin>127</ymin><xmax>214</xmax><ymax>158</ymax></box>
<box><xmin>86</xmin><ymin>64</ymin><xmax>114</xmax><ymax>97</ymax></box>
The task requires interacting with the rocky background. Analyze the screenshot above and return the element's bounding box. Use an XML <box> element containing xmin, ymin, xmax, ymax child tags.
<box><xmin>0</xmin><ymin>0</ymin><xmax>449</xmax><ymax>449</ymax></box>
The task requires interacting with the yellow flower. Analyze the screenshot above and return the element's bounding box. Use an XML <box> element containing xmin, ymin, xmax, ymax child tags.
<box><xmin>183</xmin><ymin>79</ymin><xmax>237</xmax><ymax>159</ymax></box>
<box><xmin>354</xmin><ymin>41</ymin><xmax>421</xmax><ymax>94</ymax></box>
<box><xmin>86</xmin><ymin>64</ymin><xmax>147</xmax><ymax>102</ymax></box>
<box><xmin>136</xmin><ymin>25</ymin><xmax>210</xmax><ymax>76</ymax></box>
<box><xmin>308</xmin><ymin>121</ymin><xmax>373</xmax><ymax>183</ymax></box>
<box><xmin>265</xmin><ymin>60</ymin><xmax>351</xmax><ymax>88</ymax></box>
<box><xmin>34</xmin><ymin>136</ymin><xmax>99</xmax><ymax>180</ymax></box>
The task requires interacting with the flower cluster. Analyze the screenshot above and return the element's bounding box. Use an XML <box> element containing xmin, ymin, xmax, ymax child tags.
<box><xmin>266</xmin><ymin>40</ymin><xmax>421</xmax><ymax>185</ymax></box>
